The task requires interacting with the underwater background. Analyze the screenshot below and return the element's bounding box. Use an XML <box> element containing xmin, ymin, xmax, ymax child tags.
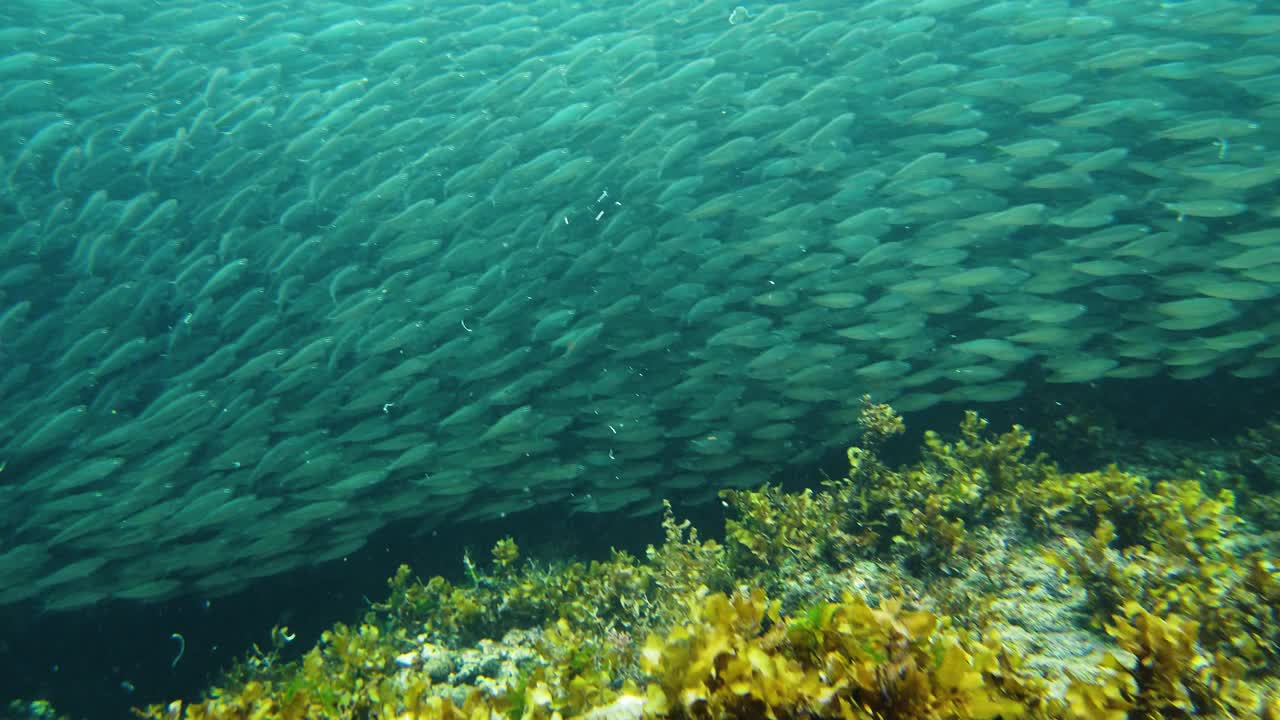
<box><xmin>2</xmin><ymin>0</ymin><xmax>1280</xmax><ymax>717</ymax></box>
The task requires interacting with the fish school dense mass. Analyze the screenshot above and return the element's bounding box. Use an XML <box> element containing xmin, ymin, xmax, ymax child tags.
<box><xmin>0</xmin><ymin>0</ymin><xmax>1278</xmax><ymax>610</ymax></box>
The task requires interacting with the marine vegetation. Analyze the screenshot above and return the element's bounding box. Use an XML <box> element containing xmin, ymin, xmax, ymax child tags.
<box><xmin>136</xmin><ymin>406</ymin><xmax>1280</xmax><ymax>720</ymax></box>
<box><xmin>1</xmin><ymin>700</ymin><xmax>66</xmax><ymax>720</ymax></box>
<box><xmin>1233</xmin><ymin>416</ymin><xmax>1280</xmax><ymax>492</ymax></box>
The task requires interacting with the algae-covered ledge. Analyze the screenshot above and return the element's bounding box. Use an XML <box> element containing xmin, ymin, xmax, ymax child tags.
<box><xmin>134</xmin><ymin>401</ymin><xmax>1280</xmax><ymax>720</ymax></box>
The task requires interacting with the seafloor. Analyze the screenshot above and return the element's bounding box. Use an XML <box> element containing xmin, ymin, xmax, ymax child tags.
<box><xmin>12</xmin><ymin>396</ymin><xmax>1280</xmax><ymax>720</ymax></box>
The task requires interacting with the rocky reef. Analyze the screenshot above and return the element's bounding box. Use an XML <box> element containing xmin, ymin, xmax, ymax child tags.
<box><xmin>128</xmin><ymin>400</ymin><xmax>1280</xmax><ymax>720</ymax></box>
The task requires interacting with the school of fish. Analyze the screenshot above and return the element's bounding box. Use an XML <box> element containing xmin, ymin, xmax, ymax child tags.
<box><xmin>1</xmin><ymin>0</ymin><xmax>1278</xmax><ymax>611</ymax></box>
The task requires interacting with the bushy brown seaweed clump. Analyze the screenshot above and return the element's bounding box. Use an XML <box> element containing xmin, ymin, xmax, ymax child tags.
<box><xmin>137</xmin><ymin>408</ymin><xmax>1280</xmax><ymax>720</ymax></box>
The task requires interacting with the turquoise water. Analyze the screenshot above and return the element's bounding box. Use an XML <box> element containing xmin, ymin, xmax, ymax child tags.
<box><xmin>1</xmin><ymin>0</ymin><xmax>1278</xmax><ymax>624</ymax></box>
